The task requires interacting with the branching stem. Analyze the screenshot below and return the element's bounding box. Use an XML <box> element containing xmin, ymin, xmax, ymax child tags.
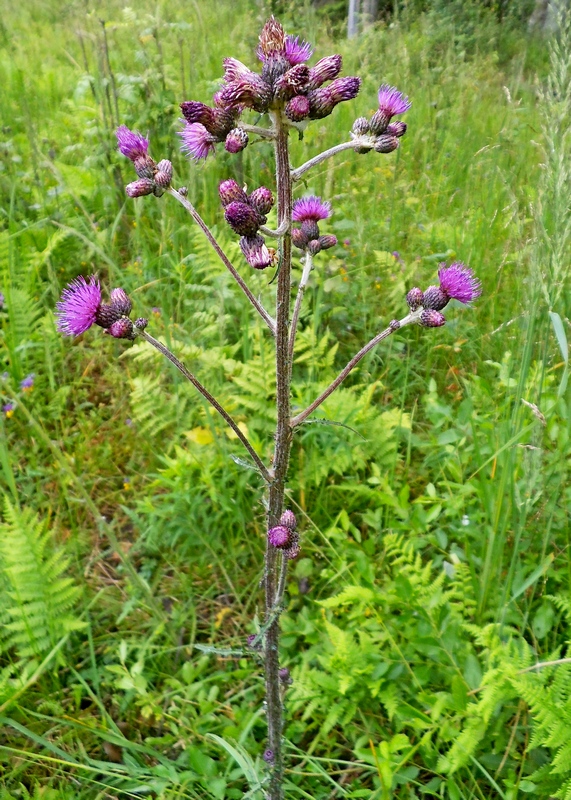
<box><xmin>291</xmin><ymin>140</ymin><xmax>360</xmax><ymax>182</ymax></box>
<box><xmin>167</xmin><ymin>187</ymin><xmax>276</xmax><ymax>334</ymax></box>
<box><xmin>288</xmin><ymin>252</ymin><xmax>313</xmax><ymax>362</ymax></box>
<box><xmin>291</xmin><ymin>313</ymin><xmax>418</xmax><ymax>427</ymax></box>
<box><xmin>138</xmin><ymin>329</ymin><xmax>271</xmax><ymax>482</ymax></box>
<box><xmin>260</xmin><ymin>219</ymin><xmax>290</xmax><ymax>238</ymax></box>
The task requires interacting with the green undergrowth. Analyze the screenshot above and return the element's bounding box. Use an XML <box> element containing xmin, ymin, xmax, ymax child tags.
<box><xmin>0</xmin><ymin>0</ymin><xmax>569</xmax><ymax>797</ymax></box>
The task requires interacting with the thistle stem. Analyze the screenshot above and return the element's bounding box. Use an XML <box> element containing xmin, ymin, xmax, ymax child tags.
<box><xmin>288</xmin><ymin>253</ymin><xmax>314</xmax><ymax>362</ymax></box>
<box><xmin>138</xmin><ymin>329</ymin><xmax>271</xmax><ymax>482</ymax></box>
<box><xmin>264</xmin><ymin>111</ymin><xmax>294</xmax><ymax>800</ymax></box>
<box><xmin>239</xmin><ymin>122</ymin><xmax>276</xmax><ymax>139</ymax></box>
<box><xmin>291</xmin><ymin>140</ymin><xmax>359</xmax><ymax>182</ymax></box>
<box><xmin>167</xmin><ymin>187</ymin><xmax>276</xmax><ymax>334</ymax></box>
<box><xmin>290</xmin><ymin>314</ymin><xmax>416</xmax><ymax>427</ymax></box>
<box><xmin>260</xmin><ymin>219</ymin><xmax>290</xmax><ymax>238</ymax></box>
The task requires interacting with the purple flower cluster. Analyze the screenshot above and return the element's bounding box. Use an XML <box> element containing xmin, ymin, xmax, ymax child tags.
<box><xmin>351</xmin><ymin>84</ymin><xmax>410</xmax><ymax>155</ymax></box>
<box><xmin>291</xmin><ymin>196</ymin><xmax>337</xmax><ymax>255</ymax></box>
<box><xmin>116</xmin><ymin>126</ymin><xmax>173</xmax><ymax>198</ymax></box>
<box><xmin>219</xmin><ymin>180</ymin><xmax>275</xmax><ymax>269</ymax></box>
<box><xmin>56</xmin><ymin>276</ymin><xmax>146</xmax><ymax>340</ymax></box>
<box><xmin>406</xmin><ymin>263</ymin><xmax>482</xmax><ymax>328</ymax></box>
<box><xmin>178</xmin><ymin>17</ymin><xmax>361</xmax><ymax>160</ymax></box>
<box><xmin>267</xmin><ymin>509</ymin><xmax>300</xmax><ymax>559</ymax></box>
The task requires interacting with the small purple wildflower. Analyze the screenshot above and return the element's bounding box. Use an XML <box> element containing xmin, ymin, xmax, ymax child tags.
<box><xmin>20</xmin><ymin>373</ymin><xmax>35</xmax><ymax>392</ymax></box>
<box><xmin>0</xmin><ymin>292</ymin><xmax>4</xmax><ymax>309</ymax></box>
<box><xmin>179</xmin><ymin>123</ymin><xmax>217</xmax><ymax>161</ymax></box>
<box><xmin>438</xmin><ymin>262</ymin><xmax>482</xmax><ymax>305</ymax></box>
<box><xmin>377</xmin><ymin>85</ymin><xmax>412</xmax><ymax>118</ymax></box>
<box><xmin>116</xmin><ymin>125</ymin><xmax>149</xmax><ymax>161</ymax></box>
<box><xmin>2</xmin><ymin>402</ymin><xmax>15</xmax><ymax>418</ymax></box>
<box><xmin>292</xmin><ymin>196</ymin><xmax>331</xmax><ymax>222</ymax></box>
<box><xmin>262</xmin><ymin>749</ymin><xmax>275</xmax><ymax>764</ymax></box>
<box><xmin>56</xmin><ymin>276</ymin><xmax>102</xmax><ymax>337</ymax></box>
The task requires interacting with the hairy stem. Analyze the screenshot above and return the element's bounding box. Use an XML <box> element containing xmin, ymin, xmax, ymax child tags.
<box><xmin>167</xmin><ymin>187</ymin><xmax>276</xmax><ymax>334</ymax></box>
<box><xmin>291</xmin><ymin>313</ymin><xmax>417</xmax><ymax>427</ymax></box>
<box><xmin>291</xmin><ymin>140</ymin><xmax>360</xmax><ymax>182</ymax></box>
<box><xmin>239</xmin><ymin>122</ymin><xmax>276</xmax><ymax>139</ymax></box>
<box><xmin>265</xmin><ymin>112</ymin><xmax>294</xmax><ymax>800</ymax></box>
<box><xmin>260</xmin><ymin>219</ymin><xmax>290</xmax><ymax>238</ymax></box>
<box><xmin>288</xmin><ymin>253</ymin><xmax>314</xmax><ymax>362</ymax></box>
<box><xmin>138</xmin><ymin>329</ymin><xmax>271</xmax><ymax>482</ymax></box>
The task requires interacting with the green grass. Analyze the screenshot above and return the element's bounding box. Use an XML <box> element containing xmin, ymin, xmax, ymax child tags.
<box><xmin>0</xmin><ymin>0</ymin><xmax>570</xmax><ymax>797</ymax></box>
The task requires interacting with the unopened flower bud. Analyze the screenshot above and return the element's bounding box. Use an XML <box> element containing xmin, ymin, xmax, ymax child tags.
<box><xmin>154</xmin><ymin>159</ymin><xmax>173</xmax><ymax>187</ymax></box>
<box><xmin>263</xmin><ymin>749</ymin><xmax>275</xmax><ymax>764</ymax></box>
<box><xmin>352</xmin><ymin>116</ymin><xmax>370</xmax><ymax>136</ymax></box>
<box><xmin>134</xmin><ymin>317</ymin><xmax>148</xmax><ymax>330</ymax></box>
<box><xmin>107</xmin><ymin>318</ymin><xmax>136</xmax><ymax>339</ymax></box>
<box><xmin>249</xmin><ymin>186</ymin><xmax>274</xmax><ymax>215</ymax></box>
<box><xmin>240</xmin><ymin>235</ymin><xmax>272</xmax><ymax>270</ymax></box>
<box><xmin>225</xmin><ymin>201</ymin><xmax>264</xmax><ymax>236</ymax></box>
<box><xmin>406</xmin><ymin>287</ymin><xmax>424</xmax><ymax>311</ymax></box>
<box><xmin>275</xmin><ymin>64</ymin><xmax>310</xmax><ymax>99</ymax></box>
<box><xmin>268</xmin><ymin>525</ymin><xmax>291</xmax><ymax>549</ymax></box>
<box><xmin>387</xmin><ymin>120</ymin><xmax>407</xmax><ymax>137</ymax></box>
<box><xmin>422</xmin><ymin>285</ymin><xmax>448</xmax><ymax>311</ymax></box>
<box><xmin>278</xmin><ymin>667</ymin><xmax>292</xmax><ymax>685</ymax></box>
<box><xmin>247</xmin><ymin>633</ymin><xmax>261</xmax><ymax>651</ymax></box>
<box><xmin>286</xmin><ymin>95</ymin><xmax>311</xmax><ymax>122</ymax></box>
<box><xmin>125</xmin><ymin>178</ymin><xmax>155</xmax><ymax>198</ymax></box>
<box><xmin>225</xmin><ymin>128</ymin><xmax>249</xmax><ymax>154</ymax></box>
<box><xmin>308</xmin><ymin>54</ymin><xmax>342</xmax><ymax>89</ymax></box>
<box><xmin>307</xmin><ymin>239</ymin><xmax>322</xmax><ymax>255</ymax></box>
<box><xmin>284</xmin><ymin>533</ymin><xmax>301</xmax><ymax>560</ymax></box>
<box><xmin>280</xmin><ymin>510</ymin><xmax>297</xmax><ymax>530</ymax></box>
<box><xmin>110</xmin><ymin>287</ymin><xmax>132</xmax><ymax>316</ymax></box>
<box><xmin>419</xmin><ymin>309</ymin><xmax>446</xmax><ymax>328</ymax></box>
<box><xmin>374</xmin><ymin>135</ymin><xmax>399</xmax><ymax>154</ymax></box>
<box><xmin>219</xmin><ymin>179</ymin><xmax>248</xmax><ymax>207</ymax></box>
<box><xmin>292</xmin><ymin>228</ymin><xmax>308</xmax><ymax>250</ymax></box>
<box><xmin>318</xmin><ymin>234</ymin><xmax>337</xmax><ymax>250</ymax></box>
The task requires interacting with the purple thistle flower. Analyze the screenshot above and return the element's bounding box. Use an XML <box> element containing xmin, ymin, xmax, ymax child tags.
<box><xmin>20</xmin><ymin>373</ymin><xmax>35</xmax><ymax>391</ymax></box>
<box><xmin>106</xmin><ymin>319</ymin><xmax>136</xmax><ymax>340</ymax></box>
<box><xmin>284</xmin><ymin>35</ymin><xmax>313</xmax><ymax>66</ymax></box>
<box><xmin>225</xmin><ymin>202</ymin><xmax>264</xmax><ymax>237</ymax></box>
<box><xmin>249</xmin><ymin>186</ymin><xmax>274</xmax><ymax>215</ymax></box>
<box><xmin>275</xmin><ymin>64</ymin><xmax>310</xmax><ymax>100</ymax></box>
<box><xmin>225</xmin><ymin>128</ymin><xmax>249</xmax><ymax>154</ymax></box>
<box><xmin>438</xmin><ymin>262</ymin><xmax>482</xmax><ymax>305</ymax></box>
<box><xmin>268</xmin><ymin>525</ymin><xmax>291</xmax><ymax>549</ymax></box>
<box><xmin>292</xmin><ymin>196</ymin><xmax>331</xmax><ymax>222</ymax></box>
<box><xmin>419</xmin><ymin>309</ymin><xmax>446</xmax><ymax>328</ymax></box>
<box><xmin>179</xmin><ymin>123</ymin><xmax>217</xmax><ymax>161</ymax></box>
<box><xmin>219</xmin><ymin>179</ymin><xmax>249</xmax><ymax>207</ymax></box>
<box><xmin>125</xmin><ymin>178</ymin><xmax>155</xmax><ymax>198</ymax></box>
<box><xmin>377</xmin><ymin>85</ymin><xmax>412</xmax><ymax>117</ymax></box>
<box><xmin>406</xmin><ymin>287</ymin><xmax>424</xmax><ymax>311</ymax></box>
<box><xmin>280</xmin><ymin>510</ymin><xmax>297</xmax><ymax>530</ymax></box>
<box><xmin>56</xmin><ymin>276</ymin><xmax>102</xmax><ymax>337</ymax></box>
<box><xmin>2</xmin><ymin>402</ymin><xmax>15</xmax><ymax>418</ymax></box>
<box><xmin>285</xmin><ymin>94</ymin><xmax>311</xmax><ymax>122</ymax></box>
<box><xmin>308</xmin><ymin>55</ymin><xmax>342</xmax><ymax>89</ymax></box>
<box><xmin>116</xmin><ymin>125</ymin><xmax>149</xmax><ymax>161</ymax></box>
<box><xmin>110</xmin><ymin>288</ymin><xmax>132</xmax><ymax>316</ymax></box>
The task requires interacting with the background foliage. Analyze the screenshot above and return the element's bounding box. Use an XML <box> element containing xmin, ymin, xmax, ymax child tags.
<box><xmin>0</xmin><ymin>0</ymin><xmax>569</xmax><ymax>797</ymax></box>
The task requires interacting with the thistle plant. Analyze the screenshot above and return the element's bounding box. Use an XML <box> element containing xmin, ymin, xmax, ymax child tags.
<box><xmin>56</xmin><ymin>17</ymin><xmax>481</xmax><ymax>799</ymax></box>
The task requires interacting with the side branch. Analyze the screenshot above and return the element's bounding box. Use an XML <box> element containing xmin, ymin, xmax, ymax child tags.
<box><xmin>167</xmin><ymin>187</ymin><xmax>276</xmax><ymax>335</ymax></box>
<box><xmin>288</xmin><ymin>253</ymin><xmax>313</xmax><ymax>361</ymax></box>
<box><xmin>138</xmin><ymin>329</ymin><xmax>271</xmax><ymax>483</ymax></box>
<box><xmin>291</xmin><ymin>141</ymin><xmax>359</xmax><ymax>182</ymax></box>
<box><xmin>291</xmin><ymin>314</ymin><xmax>416</xmax><ymax>427</ymax></box>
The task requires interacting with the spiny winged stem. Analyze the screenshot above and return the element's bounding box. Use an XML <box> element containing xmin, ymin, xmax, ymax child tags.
<box><xmin>264</xmin><ymin>111</ymin><xmax>294</xmax><ymax>800</ymax></box>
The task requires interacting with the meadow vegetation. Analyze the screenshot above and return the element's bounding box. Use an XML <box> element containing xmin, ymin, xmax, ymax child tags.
<box><xmin>0</xmin><ymin>0</ymin><xmax>570</xmax><ymax>797</ymax></box>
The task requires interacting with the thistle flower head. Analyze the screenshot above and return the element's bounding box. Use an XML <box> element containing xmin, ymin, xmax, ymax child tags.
<box><xmin>308</xmin><ymin>55</ymin><xmax>342</xmax><ymax>89</ymax></box>
<box><xmin>179</xmin><ymin>122</ymin><xmax>217</xmax><ymax>160</ymax></box>
<box><xmin>219</xmin><ymin>179</ymin><xmax>248</xmax><ymax>207</ymax></box>
<box><xmin>419</xmin><ymin>309</ymin><xmax>446</xmax><ymax>328</ymax></box>
<box><xmin>377</xmin><ymin>84</ymin><xmax>412</xmax><ymax>118</ymax></box>
<box><xmin>125</xmin><ymin>178</ymin><xmax>155</xmax><ymax>198</ymax></box>
<box><xmin>110</xmin><ymin>287</ymin><xmax>132</xmax><ymax>316</ymax></box>
<box><xmin>56</xmin><ymin>276</ymin><xmax>102</xmax><ymax>337</ymax></box>
<box><xmin>107</xmin><ymin>319</ymin><xmax>136</xmax><ymax>339</ymax></box>
<box><xmin>438</xmin><ymin>262</ymin><xmax>482</xmax><ymax>305</ymax></box>
<box><xmin>285</xmin><ymin>94</ymin><xmax>311</xmax><ymax>122</ymax></box>
<box><xmin>225</xmin><ymin>202</ymin><xmax>264</xmax><ymax>236</ymax></box>
<box><xmin>248</xmin><ymin>186</ymin><xmax>274</xmax><ymax>215</ymax></box>
<box><xmin>240</xmin><ymin>235</ymin><xmax>272</xmax><ymax>270</ymax></box>
<box><xmin>284</xmin><ymin>35</ymin><xmax>313</xmax><ymax>66</ymax></box>
<box><xmin>225</xmin><ymin>127</ymin><xmax>249</xmax><ymax>153</ymax></box>
<box><xmin>268</xmin><ymin>525</ymin><xmax>291</xmax><ymax>549</ymax></box>
<box><xmin>279</xmin><ymin>510</ymin><xmax>297</xmax><ymax>530</ymax></box>
<box><xmin>257</xmin><ymin>16</ymin><xmax>286</xmax><ymax>61</ymax></box>
<box><xmin>292</xmin><ymin>196</ymin><xmax>331</xmax><ymax>222</ymax></box>
<box><xmin>116</xmin><ymin>125</ymin><xmax>149</xmax><ymax>161</ymax></box>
